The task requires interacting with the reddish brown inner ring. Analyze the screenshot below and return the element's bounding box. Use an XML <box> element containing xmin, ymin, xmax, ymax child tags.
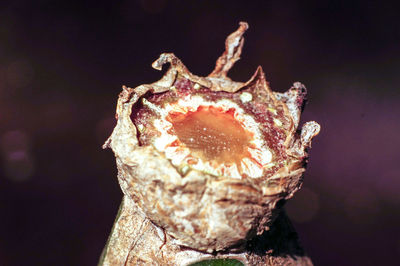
<box><xmin>167</xmin><ymin>106</ymin><xmax>253</xmax><ymax>165</ymax></box>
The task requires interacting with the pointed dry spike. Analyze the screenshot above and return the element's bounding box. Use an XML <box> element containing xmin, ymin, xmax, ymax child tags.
<box><xmin>209</xmin><ymin>22</ymin><xmax>249</xmax><ymax>78</ymax></box>
<box><xmin>152</xmin><ymin>53</ymin><xmax>189</xmax><ymax>73</ymax></box>
<box><xmin>274</xmin><ymin>82</ymin><xmax>308</xmax><ymax>129</ymax></box>
<box><xmin>301</xmin><ymin>121</ymin><xmax>321</xmax><ymax>148</ymax></box>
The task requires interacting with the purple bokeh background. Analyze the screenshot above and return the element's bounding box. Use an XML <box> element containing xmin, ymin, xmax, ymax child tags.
<box><xmin>0</xmin><ymin>1</ymin><xmax>399</xmax><ymax>265</ymax></box>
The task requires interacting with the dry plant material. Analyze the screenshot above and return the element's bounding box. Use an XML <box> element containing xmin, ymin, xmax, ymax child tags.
<box><xmin>100</xmin><ymin>22</ymin><xmax>320</xmax><ymax>265</ymax></box>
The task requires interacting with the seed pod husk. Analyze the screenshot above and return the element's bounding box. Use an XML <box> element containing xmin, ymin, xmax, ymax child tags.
<box><xmin>101</xmin><ymin>22</ymin><xmax>320</xmax><ymax>265</ymax></box>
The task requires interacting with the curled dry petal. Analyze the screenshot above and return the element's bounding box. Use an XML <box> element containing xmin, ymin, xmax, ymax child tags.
<box><xmin>104</xmin><ymin>22</ymin><xmax>320</xmax><ymax>252</ymax></box>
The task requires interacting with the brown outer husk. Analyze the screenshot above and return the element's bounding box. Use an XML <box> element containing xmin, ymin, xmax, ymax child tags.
<box><xmin>101</xmin><ymin>22</ymin><xmax>320</xmax><ymax>265</ymax></box>
<box><xmin>99</xmin><ymin>195</ymin><xmax>313</xmax><ymax>266</ymax></box>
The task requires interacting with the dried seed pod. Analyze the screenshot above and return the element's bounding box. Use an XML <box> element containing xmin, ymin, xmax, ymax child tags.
<box><xmin>103</xmin><ymin>22</ymin><xmax>320</xmax><ymax>257</ymax></box>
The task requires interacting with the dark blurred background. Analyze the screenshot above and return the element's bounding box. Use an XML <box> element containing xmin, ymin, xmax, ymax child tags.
<box><xmin>0</xmin><ymin>0</ymin><xmax>399</xmax><ymax>265</ymax></box>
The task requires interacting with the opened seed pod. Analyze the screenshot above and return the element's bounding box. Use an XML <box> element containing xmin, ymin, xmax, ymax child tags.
<box><xmin>104</xmin><ymin>22</ymin><xmax>320</xmax><ymax>254</ymax></box>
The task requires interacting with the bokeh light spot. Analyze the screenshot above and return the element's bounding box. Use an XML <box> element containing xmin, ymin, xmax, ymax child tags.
<box><xmin>1</xmin><ymin>130</ymin><xmax>34</xmax><ymax>182</ymax></box>
<box><xmin>0</xmin><ymin>130</ymin><xmax>30</xmax><ymax>154</ymax></box>
<box><xmin>4</xmin><ymin>150</ymin><xmax>34</xmax><ymax>182</ymax></box>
